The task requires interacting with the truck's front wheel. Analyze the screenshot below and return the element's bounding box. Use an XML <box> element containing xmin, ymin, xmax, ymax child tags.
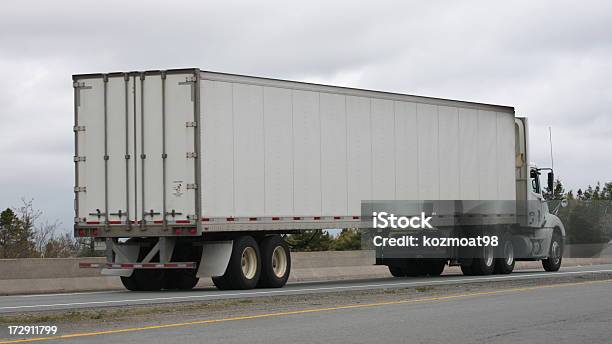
<box><xmin>542</xmin><ymin>232</ymin><xmax>563</xmax><ymax>272</ymax></box>
<box><xmin>212</xmin><ymin>236</ymin><xmax>261</xmax><ymax>290</ymax></box>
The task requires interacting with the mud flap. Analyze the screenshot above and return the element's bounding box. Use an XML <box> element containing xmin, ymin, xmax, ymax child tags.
<box><xmin>197</xmin><ymin>241</ymin><xmax>233</xmax><ymax>277</ymax></box>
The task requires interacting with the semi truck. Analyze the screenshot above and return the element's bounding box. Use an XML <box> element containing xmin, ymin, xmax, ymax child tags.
<box><xmin>74</xmin><ymin>68</ymin><xmax>565</xmax><ymax>291</ymax></box>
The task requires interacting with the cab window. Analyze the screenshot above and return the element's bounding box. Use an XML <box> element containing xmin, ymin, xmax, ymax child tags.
<box><xmin>530</xmin><ymin>169</ymin><xmax>541</xmax><ymax>194</ymax></box>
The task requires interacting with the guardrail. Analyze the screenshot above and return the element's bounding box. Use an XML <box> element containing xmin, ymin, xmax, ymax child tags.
<box><xmin>1</xmin><ymin>249</ymin><xmax>611</xmax><ymax>295</ymax></box>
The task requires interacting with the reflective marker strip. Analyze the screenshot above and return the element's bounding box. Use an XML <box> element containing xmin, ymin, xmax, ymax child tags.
<box><xmin>79</xmin><ymin>262</ymin><xmax>196</xmax><ymax>269</ymax></box>
<box><xmin>197</xmin><ymin>216</ymin><xmax>360</xmax><ymax>222</ymax></box>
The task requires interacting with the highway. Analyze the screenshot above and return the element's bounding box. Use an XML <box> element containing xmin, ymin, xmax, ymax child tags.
<box><xmin>0</xmin><ymin>265</ymin><xmax>611</xmax><ymax>343</ymax></box>
<box><xmin>1</xmin><ymin>264</ymin><xmax>611</xmax><ymax>314</ymax></box>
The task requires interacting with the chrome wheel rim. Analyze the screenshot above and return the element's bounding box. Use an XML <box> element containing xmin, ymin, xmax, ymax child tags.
<box><xmin>241</xmin><ymin>247</ymin><xmax>257</xmax><ymax>280</ymax></box>
<box><xmin>551</xmin><ymin>241</ymin><xmax>561</xmax><ymax>265</ymax></box>
<box><xmin>504</xmin><ymin>241</ymin><xmax>514</xmax><ymax>266</ymax></box>
<box><xmin>484</xmin><ymin>246</ymin><xmax>494</xmax><ymax>267</ymax></box>
<box><xmin>271</xmin><ymin>246</ymin><xmax>288</xmax><ymax>278</ymax></box>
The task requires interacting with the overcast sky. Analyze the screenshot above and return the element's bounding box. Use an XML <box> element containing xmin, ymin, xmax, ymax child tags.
<box><xmin>1</xmin><ymin>0</ymin><xmax>611</xmax><ymax>231</ymax></box>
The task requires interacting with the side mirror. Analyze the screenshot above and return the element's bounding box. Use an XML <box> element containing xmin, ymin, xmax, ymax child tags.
<box><xmin>547</xmin><ymin>172</ymin><xmax>554</xmax><ymax>192</ymax></box>
<box><xmin>561</xmin><ymin>199</ymin><xmax>568</xmax><ymax>208</ymax></box>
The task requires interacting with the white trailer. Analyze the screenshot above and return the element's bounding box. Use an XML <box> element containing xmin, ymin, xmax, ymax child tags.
<box><xmin>74</xmin><ymin>69</ymin><xmax>565</xmax><ymax>290</ymax></box>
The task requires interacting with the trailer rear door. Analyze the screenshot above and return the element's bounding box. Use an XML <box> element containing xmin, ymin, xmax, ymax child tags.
<box><xmin>73</xmin><ymin>70</ymin><xmax>199</xmax><ymax>229</ymax></box>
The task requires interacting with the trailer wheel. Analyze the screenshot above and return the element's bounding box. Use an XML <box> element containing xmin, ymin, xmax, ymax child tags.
<box><xmin>494</xmin><ymin>239</ymin><xmax>515</xmax><ymax>274</ymax></box>
<box><xmin>424</xmin><ymin>260</ymin><xmax>446</xmax><ymax>276</ymax></box>
<box><xmin>164</xmin><ymin>269</ymin><xmax>199</xmax><ymax>290</ymax></box>
<box><xmin>388</xmin><ymin>265</ymin><xmax>406</xmax><ymax>277</ymax></box>
<box><xmin>467</xmin><ymin>245</ymin><xmax>496</xmax><ymax>275</ymax></box>
<box><xmin>460</xmin><ymin>263</ymin><xmax>473</xmax><ymax>276</ymax></box>
<box><xmin>212</xmin><ymin>236</ymin><xmax>261</xmax><ymax>290</ymax></box>
<box><xmin>542</xmin><ymin>232</ymin><xmax>563</xmax><ymax>272</ymax></box>
<box><xmin>120</xmin><ymin>274</ymin><xmax>139</xmax><ymax>291</ymax></box>
<box><xmin>404</xmin><ymin>259</ymin><xmax>422</xmax><ymax>277</ymax></box>
<box><xmin>257</xmin><ymin>235</ymin><xmax>291</xmax><ymax>288</ymax></box>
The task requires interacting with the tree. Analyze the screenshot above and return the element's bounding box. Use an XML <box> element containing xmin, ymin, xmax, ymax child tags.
<box><xmin>0</xmin><ymin>204</ymin><xmax>37</xmax><ymax>258</ymax></box>
<box><xmin>285</xmin><ymin>230</ymin><xmax>333</xmax><ymax>251</ymax></box>
<box><xmin>43</xmin><ymin>233</ymin><xmax>81</xmax><ymax>258</ymax></box>
<box><xmin>544</xmin><ymin>179</ymin><xmax>565</xmax><ymax>200</ymax></box>
<box><xmin>332</xmin><ymin>229</ymin><xmax>362</xmax><ymax>251</ymax></box>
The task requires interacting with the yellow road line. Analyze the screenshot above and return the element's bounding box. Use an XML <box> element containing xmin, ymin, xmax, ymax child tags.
<box><xmin>1</xmin><ymin>278</ymin><xmax>611</xmax><ymax>343</ymax></box>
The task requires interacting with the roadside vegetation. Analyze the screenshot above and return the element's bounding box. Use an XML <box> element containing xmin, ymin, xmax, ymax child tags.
<box><xmin>0</xmin><ymin>200</ymin><xmax>94</xmax><ymax>258</ymax></box>
<box><xmin>545</xmin><ymin>180</ymin><xmax>612</xmax><ymax>245</ymax></box>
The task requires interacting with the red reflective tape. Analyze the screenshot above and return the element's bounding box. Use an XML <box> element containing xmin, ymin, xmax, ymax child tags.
<box><xmin>202</xmin><ymin>218</ymin><xmax>210</xmax><ymax>222</ymax></box>
<box><xmin>334</xmin><ymin>216</ymin><xmax>341</xmax><ymax>220</ymax></box>
<box><xmin>314</xmin><ymin>217</ymin><xmax>321</xmax><ymax>220</ymax></box>
<box><xmin>226</xmin><ymin>218</ymin><xmax>235</xmax><ymax>221</ymax></box>
<box><xmin>353</xmin><ymin>216</ymin><xmax>360</xmax><ymax>220</ymax></box>
<box><xmin>86</xmin><ymin>221</ymin><xmax>100</xmax><ymax>225</ymax></box>
<box><xmin>166</xmin><ymin>263</ymin><xmax>178</xmax><ymax>268</ymax></box>
<box><xmin>108</xmin><ymin>221</ymin><xmax>122</xmax><ymax>224</ymax></box>
<box><xmin>122</xmin><ymin>263</ymin><xmax>134</xmax><ymax>268</ymax></box>
<box><xmin>153</xmin><ymin>220</ymin><xmax>163</xmax><ymax>224</ymax></box>
<box><xmin>272</xmin><ymin>217</ymin><xmax>280</xmax><ymax>221</ymax></box>
<box><xmin>293</xmin><ymin>217</ymin><xmax>301</xmax><ymax>220</ymax></box>
<box><xmin>175</xmin><ymin>220</ymin><xmax>190</xmax><ymax>224</ymax></box>
<box><xmin>249</xmin><ymin>217</ymin><xmax>257</xmax><ymax>221</ymax></box>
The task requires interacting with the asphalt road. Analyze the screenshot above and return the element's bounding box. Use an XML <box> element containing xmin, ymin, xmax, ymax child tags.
<box><xmin>5</xmin><ymin>270</ymin><xmax>612</xmax><ymax>344</ymax></box>
<box><xmin>1</xmin><ymin>264</ymin><xmax>612</xmax><ymax>314</ymax></box>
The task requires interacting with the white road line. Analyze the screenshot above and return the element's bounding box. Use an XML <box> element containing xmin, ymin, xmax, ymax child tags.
<box><xmin>1</xmin><ymin>268</ymin><xmax>611</xmax><ymax>311</ymax></box>
<box><xmin>4</xmin><ymin>290</ymin><xmax>125</xmax><ymax>299</ymax></box>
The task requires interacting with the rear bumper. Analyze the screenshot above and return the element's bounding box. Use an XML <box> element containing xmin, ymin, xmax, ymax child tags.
<box><xmin>79</xmin><ymin>262</ymin><xmax>196</xmax><ymax>269</ymax></box>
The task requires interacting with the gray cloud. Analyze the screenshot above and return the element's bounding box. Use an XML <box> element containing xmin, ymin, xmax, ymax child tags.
<box><xmin>1</xmin><ymin>0</ymin><xmax>611</xmax><ymax>230</ymax></box>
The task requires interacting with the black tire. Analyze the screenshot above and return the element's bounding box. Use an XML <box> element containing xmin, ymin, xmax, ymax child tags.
<box><xmin>211</xmin><ymin>275</ymin><xmax>231</xmax><ymax>290</ymax></box>
<box><xmin>494</xmin><ymin>238</ymin><xmax>515</xmax><ymax>274</ymax></box>
<box><xmin>257</xmin><ymin>235</ymin><xmax>291</xmax><ymax>288</ymax></box>
<box><xmin>469</xmin><ymin>246</ymin><xmax>496</xmax><ymax>275</ymax></box>
<box><xmin>388</xmin><ymin>265</ymin><xmax>406</xmax><ymax>277</ymax></box>
<box><xmin>121</xmin><ymin>269</ymin><xmax>164</xmax><ymax>291</ymax></box>
<box><xmin>136</xmin><ymin>270</ymin><xmax>165</xmax><ymax>291</ymax></box>
<box><xmin>165</xmin><ymin>269</ymin><xmax>199</xmax><ymax>290</ymax></box>
<box><xmin>460</xmin><ymin>263</ymin><xmax>473</xmax><ymax>276</ymax></box>
<box><xmin>404</xmin><ymin>259</ymin><xmax>422</xmax><ymax>277</ymax></box>
<box><xmin>120</xmin><ymin>273</ymin><xmax>140</xmax><ymax>291</ymax></box>
<box><xmin>542</xmin><ymin>232</ymin><xmax>563</xmax><ymax>272</ymax></box>
<box><xmin>423</xmin><ymin>260</ymin><xmax>446</xmax><ymax>276</ymax></box>
<box><xmin>212</xmin><ymin>236</ymin><xmax>261</xmax><ymax>290</ymax></box>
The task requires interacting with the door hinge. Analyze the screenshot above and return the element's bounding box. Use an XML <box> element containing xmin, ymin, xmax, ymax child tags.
<box><xmin>73</xmin><ymin>125</ymin><xmax>86</xmax><ymax>132</ymax></box>
<box><xmin>178</xmin><ymin>76</ymin><xmax>197</xmax><ymax>102</ymax></box>
<box><xmin>186</xmin><ymin>121</ymin><xmax>197</xmax><ymax>128</ymax></box>
<box><xmin>186</xmin><ymin>152</ymin><xmax>198</xmax><ymax>159</ymax></box>
<box><xmin>73</xmin><ymin>81</ymin><xmax>92</xmax><ymax>89</ymax></box>
<box><xmin>73</xmin><ymin>156</ymin><xmax>86</xmax><ymax>162</ymax></box>
<box><xmin>74</xmin><ymin>186</ymin><xmax>87</xmax><ymax>192</ymax></box>
<box><xmin>186</xmin><ymin>183</ymin><xmax>198</xmax><ymax>190</ymax></box>
<box><xmin>178</xmin><ymin>76</ymin><xmax>197</xmax><ymax>85</ymax></box>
